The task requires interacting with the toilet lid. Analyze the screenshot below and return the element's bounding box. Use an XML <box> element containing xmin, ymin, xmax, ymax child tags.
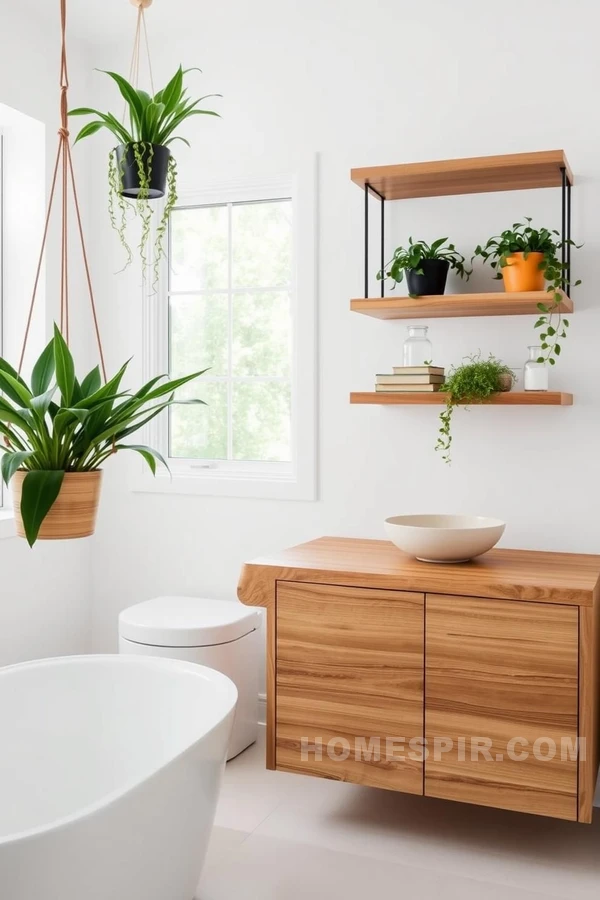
<box><xmin>119</xmin><ymin>596</ymin><xmax>262</xmax><ymax>647</ymax></box>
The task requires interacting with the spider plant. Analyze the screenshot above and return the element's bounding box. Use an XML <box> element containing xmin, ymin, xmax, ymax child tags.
<box><xmin>69</xmin><ymin>65</ymin><xmax>221</xmax><ymax>284</ymax></box>
<box><xmin>0</xmin><ymin>325</ymin><xmax>207</xmax><ymax>545</ymax></box>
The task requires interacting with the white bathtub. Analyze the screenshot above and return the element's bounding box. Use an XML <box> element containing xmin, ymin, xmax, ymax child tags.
<box><xmin>0</xmin><ymin>654</ymin><xmax>237</xmax><ymax>900</ymax></box>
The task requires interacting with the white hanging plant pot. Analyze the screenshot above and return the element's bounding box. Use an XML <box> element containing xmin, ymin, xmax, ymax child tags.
<box><xmin>12</xmin><ymin>470</ymin><xmax>103</xmax><ymax>541</ymax></box>
<box><xmin>115</xmin><ymin>142</ymin><xmax>170</xmax><ymax>199</ymax></box>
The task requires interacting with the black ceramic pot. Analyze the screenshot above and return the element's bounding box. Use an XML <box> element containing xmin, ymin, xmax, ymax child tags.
<box><xmin>115</xmin><ymin>143</ymin><xmax>171</xmax><ymax>200</ymax></box>
<box><xmin>406</xmin><ymin>258</ymin><xmax>450</xmax><ymax>296</ymax></box>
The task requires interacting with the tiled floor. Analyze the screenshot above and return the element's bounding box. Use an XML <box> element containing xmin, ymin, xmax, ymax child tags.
<box><xmin>197</xmin><ymin>730</ymin><xmax>600</xmax><ymax>900</ymax></box>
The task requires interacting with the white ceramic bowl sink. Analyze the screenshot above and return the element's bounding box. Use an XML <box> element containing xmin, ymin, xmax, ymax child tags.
<box><xmin>384</xmin><ymin>514</ymin><xmax>505</xmax><ymax>563</ymax></box>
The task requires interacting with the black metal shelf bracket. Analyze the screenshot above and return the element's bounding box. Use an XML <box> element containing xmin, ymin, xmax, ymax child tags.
<box><xmin>560</xmin><ymin>165</ymin><xmax>573</xmax><ymax>293</ymax></box>
<box><xmin>363</xmin><ymin>183</ymin><xmax>385</xmax><ymax>298</ymax></box>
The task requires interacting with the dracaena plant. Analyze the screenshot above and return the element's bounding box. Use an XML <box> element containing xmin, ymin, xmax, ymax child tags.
<box><xmin>69</xmin><ymin>65</ymin><xmax>221</xmax><ymax>284</ymax></box>
<box><xmin>473</xmin><ymin>218</ymin><xmax>582</xmax><ymax>364</ymax></box>
<box><xmin>377</xmin><ymin>237</ymin><xmax>471</xmax><ymax>295</ymax></box>
<box><xmin>0</xmin><ymin>325</ymin><xmax>207</xmax><ymax>546</ymax></box>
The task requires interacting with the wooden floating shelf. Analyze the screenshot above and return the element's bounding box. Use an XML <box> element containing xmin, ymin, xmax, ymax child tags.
<box><xmin>351</xmin><ymin>290</ymin><xmax>573</xmax><ymax>320</ymax></box>
<box><xmin>351</xmin><ymin>150</ymin><xmax>573</xmax><ymax>201</ymax></box>
<box><xmin>350</xmin><ymin>391</ymin><xmax>573</xmax><ymax>406</ymax></box>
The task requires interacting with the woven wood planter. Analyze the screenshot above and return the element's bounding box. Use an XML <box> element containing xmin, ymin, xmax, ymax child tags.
<box><xmin>12</xmin><ymin>470</ymin><xmax>103</xmax><ymax>541</ymax></box>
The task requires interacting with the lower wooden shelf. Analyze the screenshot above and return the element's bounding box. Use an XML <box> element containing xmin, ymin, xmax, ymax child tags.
<box><xmin>351</xmin><ymin>290</ymin><xmax>573</xmax><ymax>320</ymax></box>
<box><xmin>350</xmin><ymin>391</ymin><xmax>573</xmax><ymax>406</ymax></box>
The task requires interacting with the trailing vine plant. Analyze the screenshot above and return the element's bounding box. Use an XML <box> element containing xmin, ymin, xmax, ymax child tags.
<box><xmin>436</xmin><ymin>354</ymin><xmax>515</xmax><ymax>464</ymax></box>
<box><xmin>69</xmin><ymin>66</ymin><xmax>220</xmax><ymax>287</ymax></box>
<box><xmin>473</xmin><ymin>219</ymin><xmax>581</xmax><ymax>365</ymax></box>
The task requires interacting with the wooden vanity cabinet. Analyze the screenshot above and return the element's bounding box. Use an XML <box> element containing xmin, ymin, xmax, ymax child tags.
<box><xmin>238</xmin><ymin>537</ymin><xmax>600</xmax><ymax>823</ymax></box>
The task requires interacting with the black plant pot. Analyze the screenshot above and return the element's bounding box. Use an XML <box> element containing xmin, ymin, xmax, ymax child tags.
<box><xmin>115</xmin><ymin>143</ymin><xmax>171</xmax><ymax>200</ymax></box>
<box><xmin>406</xmin><ymin>258</ymin><xmax>450</xmax><ymax>296</ymax></box>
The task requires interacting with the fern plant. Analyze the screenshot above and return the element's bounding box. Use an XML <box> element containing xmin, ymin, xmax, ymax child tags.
<box><xmin>69</xmin><ymin>65</ymin><xmax>221</xmax><ymax>284</ymax></box>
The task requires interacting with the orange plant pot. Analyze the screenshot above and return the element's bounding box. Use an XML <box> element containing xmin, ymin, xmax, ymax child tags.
<box><xmin>12</xmin><ymin>470</ymin><xmax>103</xmax><ymax>541</ymax></box>
<box><xmin>501</xmin><ymin>251</ymin><xmax>545</xmax><ymax>293</ymax></box>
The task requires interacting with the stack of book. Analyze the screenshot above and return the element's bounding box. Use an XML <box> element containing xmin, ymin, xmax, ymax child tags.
<box><xmin>375</xmin><ymin>365</ymin><xmax>445</xmax><ymax>392</ymax></box>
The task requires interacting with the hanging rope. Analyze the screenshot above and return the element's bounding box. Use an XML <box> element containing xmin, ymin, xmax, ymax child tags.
<box><xmin>18</xmin><ymin>0</ymin><xmax>108</xmax><ymax>382</ymax></box>
<box><xmin>124</xmin><ymin>0</ymin><xmax>155</xmax><ymax>122</ymax></box>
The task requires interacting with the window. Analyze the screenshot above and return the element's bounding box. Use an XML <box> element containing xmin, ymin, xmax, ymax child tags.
<box><xmin>139</xmin><ymin>163</ymin><xmax>317</xmax><ymax>500</ymax></box>
<box><xmin>169</xmin><ymin>197</ymin><xmax>293</xmax><ymax>468</ymax></box>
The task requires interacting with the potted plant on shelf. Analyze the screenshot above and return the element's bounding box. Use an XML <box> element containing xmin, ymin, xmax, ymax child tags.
<box><xmin>69</xmin><ymin>65</ymin><xmax>221</xmax><ymax>282</ymax></box>
<box><xmin>436</xmin><ymin>354</ymin><xmax>515</xmax><ymax>464</ymax></box>
<box><xmin>473</xmin><ymin>218</ymin><xmax>581</xmax><ymax>364</ymax></box>
<box><xmin>0</xmin><ymin>325</ymin><xmax>206</xmax><ymax>546</ymax></box>
<box><xmin>377</xmin><ymin>237</ymin><xmax>471</xmax><ymax>297</ymax></box>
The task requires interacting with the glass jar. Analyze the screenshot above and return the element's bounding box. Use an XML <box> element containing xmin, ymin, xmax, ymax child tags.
<box><xmin>403</xmin><ymin>326</ymin><xmax>433</xmax><ymax>367</ymax></box>
<box><xmin>523</xmin><ymin>346</ymin><xmax>549</xmax><ymax>391</ymax></box>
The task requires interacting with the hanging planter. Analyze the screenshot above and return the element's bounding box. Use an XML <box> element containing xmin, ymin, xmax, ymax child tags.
<box><xmin>115</xmin><ymin>142</ymin><xmax>171</xmax><ymax>199</ymax></box>
<box><xmin>0</xmin><ymin>0</ymin><xmax>208</xmax><ymax>547</ymax></box>
<box><xmin>12</xmin><ymin>471</ymin><xmax>103</xmax><ymax>541</ymax></box>
<box><xmin>0</xmin><ymin>327</ymin><xmax>207</xmax><ymax>546</ymax></box>
<box><xmin>69</xmin><ymin>64</ymin><xmax>221</xmax><ymax>283</ymax></box>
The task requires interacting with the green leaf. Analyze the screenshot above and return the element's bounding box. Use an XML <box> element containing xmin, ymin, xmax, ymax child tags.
<box><xmin>97</xmin><ymin>70</ymin><xmax>144</xmax><ymax>129</ymax></box>
<box><xmin>121</xmin><ymin>443</ymin><xmax>170</xmax><ymax>476</ymax></box>
<box><xmin>73</xmin><ymin>121</ymin><xmax>106</xmax><ymax>143</ymax></box>
<box><xmin>53</xmin><ymin>324</ymin><xmax>75</xmax><ymax>406</ymax></box>
<box><xmin>54</xmin><ymin>407</ymin><xmax>91</xmax><ymax>432</ymax></box>
<box><xmin>80</xmin><ymin>366</ymin><xmax>102</xmax><ymax>398</ymax></box>
<box><xmin>0</xmin><ymin>369</ymin><xmax>33</xmax><ymax>407</ymax></box>
<box><xmin>19</xmin><ymin>470</ymin><xmax>65</xmax><ymax>547</ymax></box>
<box><xmin>31</xmin><ymin>338</ymin><xmax>56</xmax><ymax>395</ymax></box>
<box><xmin>30</xmin><ymin>386</ymin><xmax>57</xmax><ymax>419</ymax></box>
<box><xmin>160</xmin><ymin>66</ymin><xmax>184</xmax><ymax>116</ymax></box>
<box><xmin>1</xmin><ymin>450</ymin><xmax>35</xmax><ymax>487</ymax></box>
<box><xmin>164</xmin><ymin>136</ymin><xmax>191</xmax><ymax>148</ymax></box>
<box><xmin>134</xmin><ymin>370</ymin><xmax>208</xmax><ymax>403</ymax></box>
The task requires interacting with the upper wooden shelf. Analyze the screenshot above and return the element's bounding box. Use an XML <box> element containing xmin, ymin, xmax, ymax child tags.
<box><xmin>351</xmin><ymin>290</ymin><xmax>573</xmax><ymax>320</ymax></box>
<box><xmin>350</xmin><ymin>391</ymin><xmax>573</xmax><ymax>406</ymax></box>
<box><xmin>351</xmin><ymin>150</ymin><xmax>573</xmax><ymax>201</ymax></box>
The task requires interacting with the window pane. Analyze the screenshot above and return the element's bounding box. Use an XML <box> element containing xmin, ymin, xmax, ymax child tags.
<box><xmin>169</xmin><ymin>382</ymin><xmax>227</xmax><ymax>460</ymax></box>
<box><xmin>232</xmin><ymin>382</ymin><xmax>291</xmax><ymax>462</ymax></box>
<box><xmin>170</xmin><ymin>206</ymin><xmax>228</xmax><ymax>292</ymax></box>
<box><xmin>232</xmin><ymin>291</ymin><xmax>291</xmax><ymax>377</ymax></box>
<box><xmin>232</xmin><ymin>200</ymin><xmax>292</xmax><ymax>289</ymax></box>
<box><xmin>170</xmin><ymin>294</ymin><xmax>228</xmax><ymax>378</ymax></box>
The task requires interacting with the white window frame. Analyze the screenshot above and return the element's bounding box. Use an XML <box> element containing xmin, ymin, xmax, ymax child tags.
<box><xmin>133</xmin><ymin>156</ymin><xmax>317</xmax><ymax>501</ymax></box>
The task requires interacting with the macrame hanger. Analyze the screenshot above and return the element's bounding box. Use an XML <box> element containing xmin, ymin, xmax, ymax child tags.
<box><xmin>18</xmin><ymin>0</ymin><xmax>108</xmax><ymax>383</ymax></box>
<box><xmin>124</xmin><ymin>0</ymin><xmax>155</xmax><ymax>119</ymax></box>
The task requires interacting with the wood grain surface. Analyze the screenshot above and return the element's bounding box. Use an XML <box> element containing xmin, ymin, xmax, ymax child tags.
<box><xmin>350</xmin><ymin>391</ymin><xmax>573</xmax><ymax>406</ymax></box>
<box><xmin>276</xmin><ymin>582</ymin><xmax>424</xmax><ymax>792</ymax></box>
<box><xmin>350</xmin><ymin>290</ymin><xmax>573</xmax><ymax>320</ymax></box>
<box><xmin>238</xmin><ymin>538</ymin><xmax>600</xmax><ymax>609</ymax></box>
<box><xmin>12</xmin><ymin>470</ymin><xmax>102</xmax><ymax>540</ymax></box>
<box><xmin>425</xmin><ymin>593</ymin><xmax>579</xmax><ymax>820</ymax></box>
<box><xmin>350</xmin><ymin>150</ymin><xmax>573</xmax><ymax>200</ymax></box>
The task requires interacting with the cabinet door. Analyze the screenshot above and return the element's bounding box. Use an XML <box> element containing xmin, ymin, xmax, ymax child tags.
<box><xmin>425</xmin><ymin>594</ymin><xmax>579</xmax><ymax>820</ymax></box>
<box><xmin>276</xmin><ymin>582</ymin><xmax>424</xmax><ymax>793</ymax></box>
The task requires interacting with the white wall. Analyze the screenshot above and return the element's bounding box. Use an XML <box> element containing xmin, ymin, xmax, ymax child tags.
<box><xmin>89</xmin><ymin>0</ymin><xmax>600</xmax><ymax>651</ymax></box>
<box><xmin>0</xmin><ymin>3</ymin><xmax>95</xmax><ymax>665</ymax></box>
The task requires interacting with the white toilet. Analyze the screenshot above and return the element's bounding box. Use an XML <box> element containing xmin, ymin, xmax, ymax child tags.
<box><xmin>119</xmin><ymin>596</ymin><xmax>262</xmax><ymax>759</ymax></box>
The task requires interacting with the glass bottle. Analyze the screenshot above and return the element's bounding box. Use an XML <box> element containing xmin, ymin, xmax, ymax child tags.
<box><xmin>403</xmin><ymin>326</ymin><xmax>433</xmax><ymax>367</ymax></box>
<box><xmin>523</xmin><ymin>346</ymin><xmax>549</xmax><ymax>391</ymax></box>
